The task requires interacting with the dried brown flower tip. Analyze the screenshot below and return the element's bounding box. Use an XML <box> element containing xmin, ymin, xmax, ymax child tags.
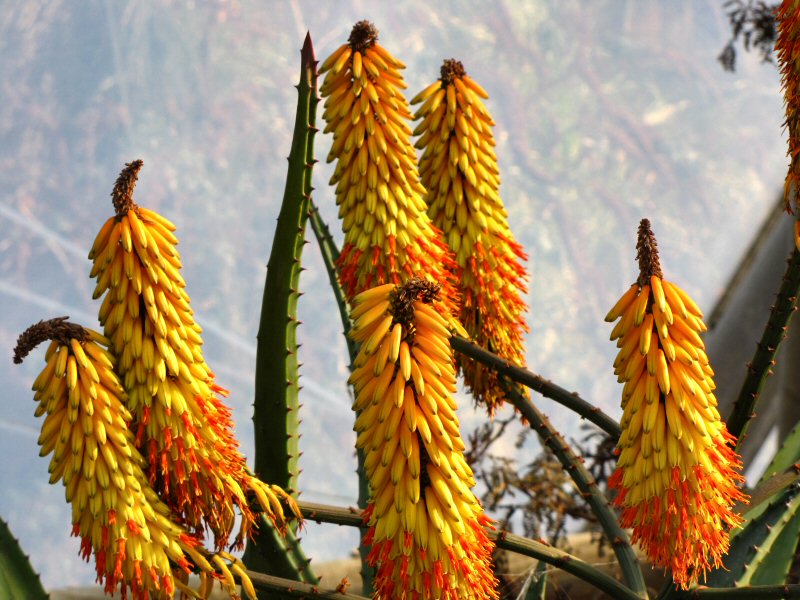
<box><xmin>390</xmin><ymin>277</ymin><xmax>441</xmax><ymax>336</ymax></box>
<box><xmin>440</xmin><ymin>58</ymin><xmax>466</xmax><ymax>85</ymax></box>
<box><xmin>636</xmin><ymin>218</ymin><xmax>663</xmax><ymax>286</ymax></box>
<box><xmin>111</xmin><ymin>159</ymin><xmax>144</xmax><ymax>217</ymax></box>
<box><xmin>392</xmin><ymin>277</ymin><xmax>440</xmax><ymax>312</ymax></box>
<box><xmin>13</xmin><ymin>317</ymin><xmax>87</xmax><ymax>364</ymax></box>
<box><xmin>348</xmin><ymin>20</ymin><xmax>378</xmax><ymax>53</ymax></box>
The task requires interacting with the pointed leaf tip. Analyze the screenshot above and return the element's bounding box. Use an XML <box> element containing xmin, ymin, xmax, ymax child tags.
<box><xmin>0</xmin><ymin>517</ymin><xmax>48</xmax><ymax>599</ymax></box>
<box><xmin>301</xmin><ymin>31</ymin><xmax>315</xmax><ymax>64</ymax></box>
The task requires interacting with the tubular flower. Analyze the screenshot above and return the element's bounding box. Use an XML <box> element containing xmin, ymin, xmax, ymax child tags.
<box><xmin>777</xmin><ymin>0</ymin><xmax>800</xmax><ymax>246</ymax></box>
<box><xmin>89</xmin><ymin>160</ymin><xmax>300</xmax><ymax>549</ymax></box>
<box><xmin>412</xmin><ymin>59</ymin><xmax>529</xmax><ymax>413</ymax></box>
<box><xmin>606</xmin><ymin>219</ymin><xmax>746</xmax><ymax>589</ymax></box>
<box><xmin>319</xmin><ymin>21</ymin><xmax>458</xmax><ymax>312</ymax></box>
<box><xmin>12</xmin><ymin>318</ymin><xmax>255</xmax><ymax>600</ymax></box>
<box><xmin>348</xmin><ymin>279</ymin><xmax>498</xmax><ymax>600</ymax></box>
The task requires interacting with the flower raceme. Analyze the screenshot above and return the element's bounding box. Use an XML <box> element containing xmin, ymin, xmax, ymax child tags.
<box><xmin>348</xmin><ymin>279</ymin><xmax>498</xmax><ymax>600</ymax></box>
<box><xmin>12</xmin><ymin>318</ymin><xmax>253</xmax><ymax>600</ymax></box>
<box><xmin>89</xmin><ymin>160</ymin><xmax>300</xmax><ymax>549</ymax></box>
<box><xmin>319</xmin><ymin>21</ymin><xmax>458</xmax><ymax>312</ymax></box>
<box><xmin>412</xmin><ymin>59</ymin><xmax>529</xmax><ymax>413</ymax></box>
<box><xmin>777</xmin><ymin>0</ymin><xmax>800</xmax><ymax>246</ymax></box>
<box><xmin>606</xmin><ymin>219</ymin><xmax>746</xmax><ymax>589</ymax></box>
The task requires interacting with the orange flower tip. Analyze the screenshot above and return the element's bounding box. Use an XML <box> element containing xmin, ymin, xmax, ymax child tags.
<box><xmin>111</xmin><ymin>159</ymin><xmax>144</xmax><ymax>217</ymax></box>
<box><xmin>440</xmin><ymin>58</ymin><xmax>466</xmax><ymax>85</ymax></box>
<box><xmin>348</xmin><ymin>20</ymin><xmax>378</xmax><ymax>53</ymax></box>
<box><xmin>636</xmin><ymin>218</ymin><xmax>663</xmax><ymax>286</ymax></box>
<box><xmin>13</xmin><ymin>317</ymin><xmax>87</xmax><ymax>364</ymax></box>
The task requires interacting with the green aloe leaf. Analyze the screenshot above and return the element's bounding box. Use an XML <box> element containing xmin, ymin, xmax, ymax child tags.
<box><xmin>520</xmin><ymin>560</ymin><xmax>548</xmax><ymax>600</ymax></box>
<box><xmin>661</xmin><ymin>420</ymin><xmax>800</xmax><ymax>597</ymax></box>
<box><xmin>716</xmin><ymin>419</ymin><xmax>800</xmax><ymax>587</ymax></box>
<box><xmin>668</xmin><ymin>583</ymin><xmax>800</xmax><ymax>598</ymax></box>
<box><xmin>0</xmin><ymin>517</ymin><xmax>48</xmax><ymax>600</ymax></box>
<box><xmin>243</xmin><ymin>31</ymin><xmax>319</xmax><ymax>591</ymax></box>
<box><xmin>706</xmin><ymin>484</ymin><xmax>800</xmax><ymax>587</ymax></box>
<box><xmin>743</xmin><ymin>465</ymin><xmax>800</xmax><ymax>517</ymax></box>
<box><xmin>747</xmin><ymin>499</ymin><xmax>800</xmax><ymax>586</ymax></box>
<box><xmin>756</xmin><ymin>419</ymin><xmax>800</xmax><ymax>487</ymax></box>
<box><xmin>738</xmin><ymin>419</ymin><xmax>800</xmax><ymax>526</ymax></box>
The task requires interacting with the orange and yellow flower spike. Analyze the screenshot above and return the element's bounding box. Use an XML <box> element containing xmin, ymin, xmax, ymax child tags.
<box><xmin>412</xmin><ymin>59</ymin><xmax>529</xmax><ymax>413</ymax></box>
<box><xmin>777</xmin><ymin>0</ymin><xmax>800</xmax><ymax>246</ymax></box>
<box><xmin>606</xmin><ymin>219</ymin><xmax>747</xmax><ymax>589</ymax></box>
<box><xmin>89</xmin><ymin>160</ymin><xmax>300</xmax><ymax>549</ymax></box>
<box><xmin>349</xmin><ymin>279</ymin><xmax>498</xmax><ymax>600</ymax></box>
<box><xmin>13</xmin><ymin>318</ymin><xmax>255</xmax><ymax>600</ymax></box>
<box><xmin>319</xmin><ymin>21</ymin><xmax>458</xmax><ymax>312</ymax></box>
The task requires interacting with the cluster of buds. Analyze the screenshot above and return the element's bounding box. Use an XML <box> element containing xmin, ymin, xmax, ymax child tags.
<box><xmin>606</xmin><ymin>220</ymin><xmax>746</xmax><ymax>589</ymax></box>
<box><xmin>14</xmin><ymin>160</ymin><xmax>303</xmax><ymax>599</ymax></box>
<box><xmin>319</xmin><ymin>25</ymin><xmax>508</xmax><ymax>597</ymax></box>
<box><xmin>13</xmin><ymin>319</ymin><xmax>253</xmax><ymax>599</ymax></box>
<box><xmin>349</xmin><ymin>279</ymin><xmax>498</xmax><ymax>600</ymax></box>
<box><xmin>320</xmin><ymin>22</ymin><xmax>529</xmax><ymax>414</ymax></box>
<box><xmin>88</xmin><ymin>161</ymin><xmax>299</xmax><ymax>549</ymax></box>
<box><xmin>412</xmin><ymin>58</ymin><xmax>528</xmax><ymax>412</ymax></box>
<box><xmin>319</xmin><ymin>21</ymin><xmax>459</xmax><ymax>315</ymax></box>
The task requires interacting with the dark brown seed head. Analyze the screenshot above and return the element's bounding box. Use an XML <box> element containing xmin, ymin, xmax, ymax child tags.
<box><xmin>13</xmin><ymin>317</ymin><xmax>88</xmax><ymax>364</ymax></box>
<box><xmin>348</xmin><ymin>20</ymin><xmax>378</xmax><ymax>53</ymax></box>
<box><xmin>636</xmin><ymin>218</ymin><xmax>663</xmax><ymax>287</ymax></box>
<box><xmin>440</xmin><ymin>59</ymin><xmax>466</xmax><ymax>86</ymax></box>
<box><xmin>390</xmin><ymin>277</ymin><xmax>441</xmax><ymax>340</ymax></box>
<box><xmin>111</xmin><ymin>159</ymin><xmax>143</xmax><ymax>217</ymax></box>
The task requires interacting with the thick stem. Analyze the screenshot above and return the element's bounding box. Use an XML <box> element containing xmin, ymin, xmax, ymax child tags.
<box><xmin>450</xmin><ymin>336</ymin><xmax>621</xmax><ymax>440</ymax></box>
<box><xmin>247</xmin><ymin>569</ymin><xmax>369</xmax><ymax>600</ymax></box>
<box><xmin>244</xmin><ymin>32</ymin><xmax>318</xmax><ymax>590</ymax></box>
<box><xmin>499</xmin><ymin>385</ymin><xmax>647</xmax><ymax>599</ymax></box>
<box><xmin>727</xmin><ymin>247</ymin><xmax>800</xmax><ymax>447</ymax></box>
<box><xmin>445</xmin><ymin>337</ymin><xmax>642</xmax><ymax>592</ymax></box>
<box><xmin>669</xmin><ymin>585</ymin><xmax>800</xmax><ymax>599</ymax></box>
<box><xmin>307</xmin><ymin>200</ymin><xmax>356</xmax><ymax>361</ymax></box>
<box><xmin>738</xmin><ymin>463</ymin><xmax>800</xmax><ymax>515</ymax></box>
